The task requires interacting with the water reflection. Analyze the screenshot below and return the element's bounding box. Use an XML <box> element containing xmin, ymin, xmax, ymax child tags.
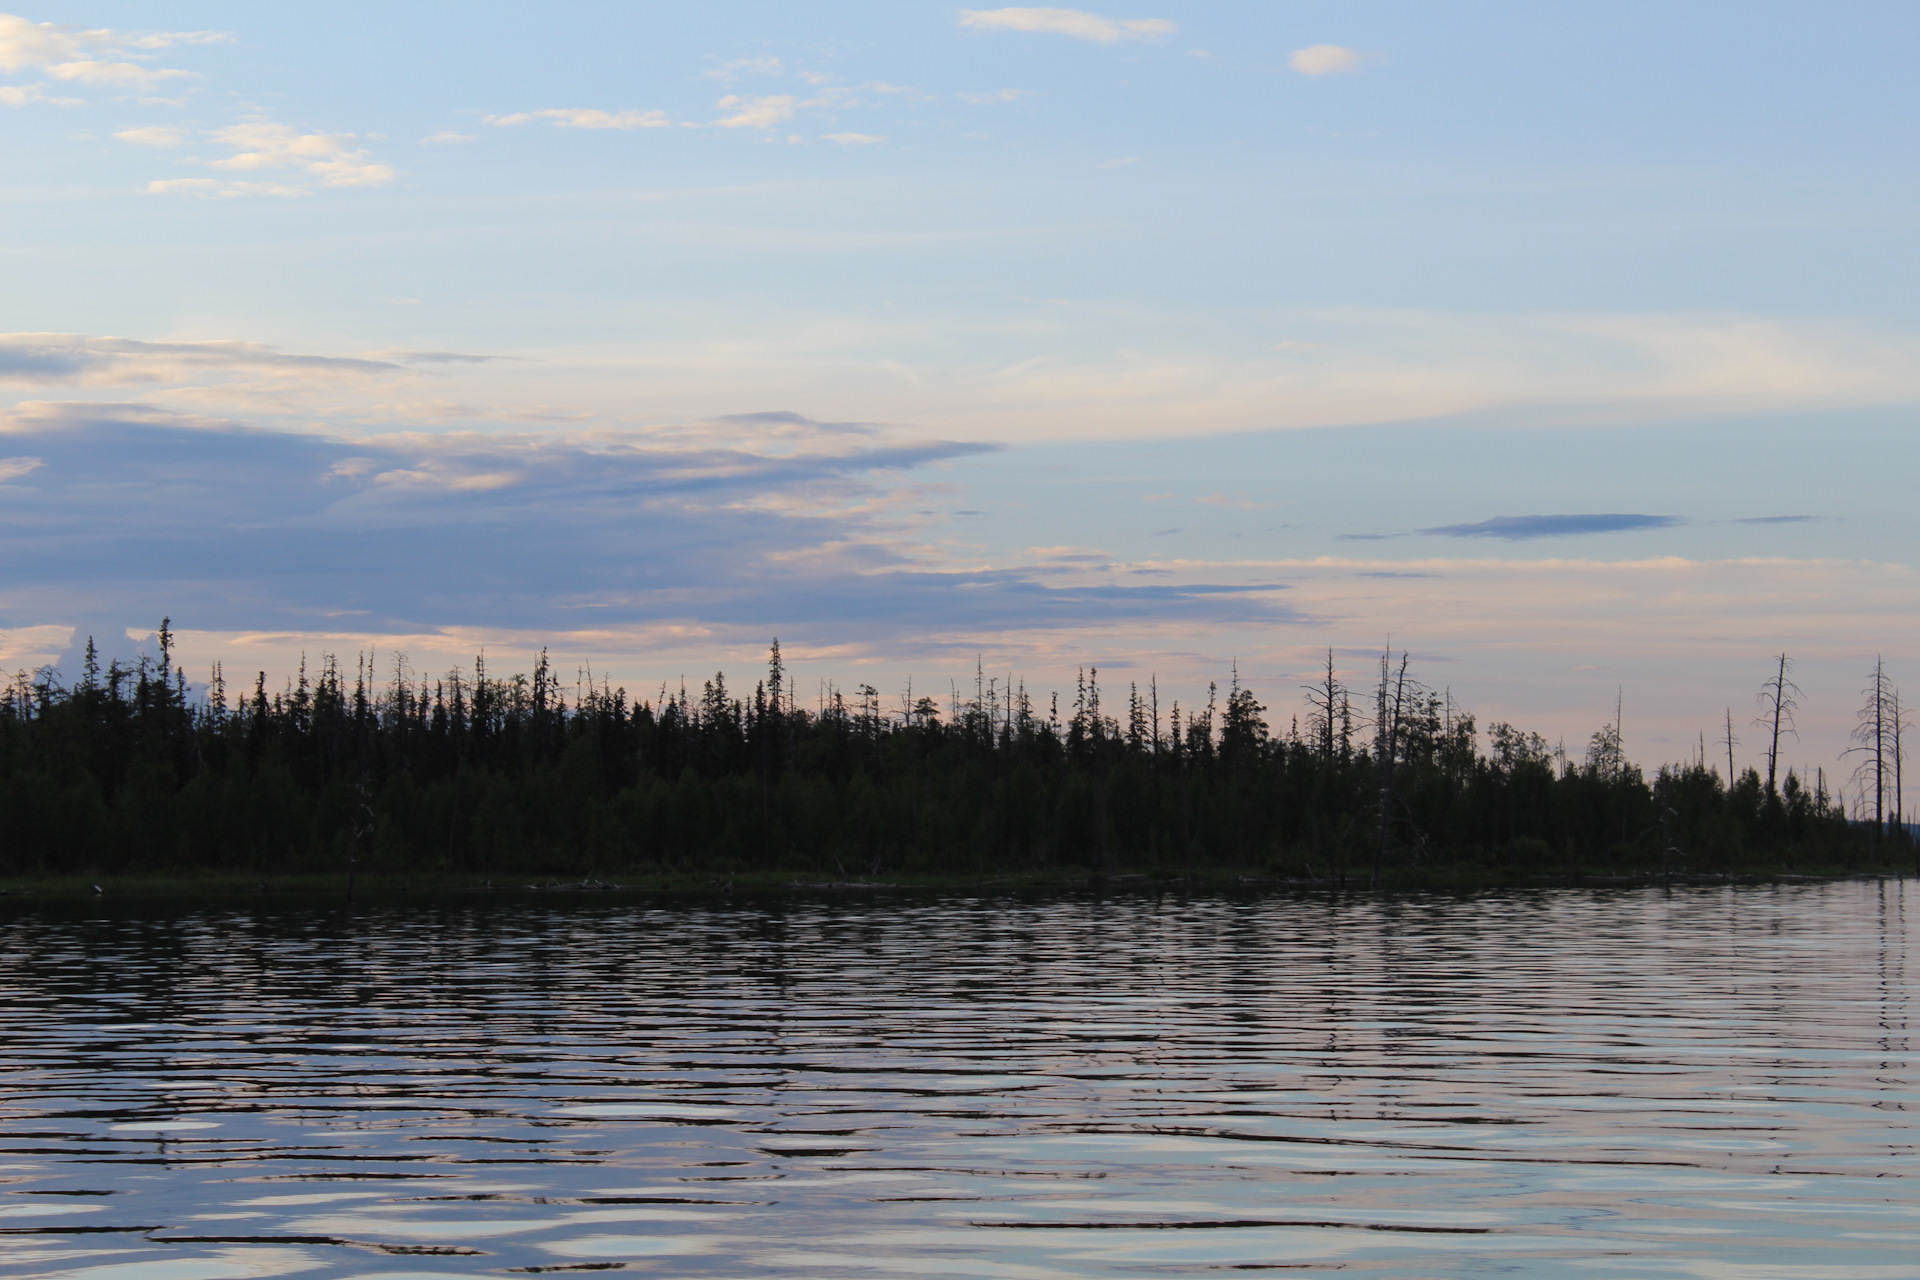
<box><xmin>0</xmin><ymin>883</ymin><xmax>1913</xmax><ymax>1278</ymax></box>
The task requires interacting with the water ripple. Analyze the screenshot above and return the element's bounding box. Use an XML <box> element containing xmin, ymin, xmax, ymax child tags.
<box><xmin>0</xmin><ymin>882</ymin><xmax>1914</xmax><ymax>1277</ymax></box>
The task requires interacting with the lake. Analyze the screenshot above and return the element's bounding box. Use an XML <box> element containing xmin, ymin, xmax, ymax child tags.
<box><xmin>0</xmin><ymin>882</ymin><xmax>1914</xmax><ymax>1279</ymax></box>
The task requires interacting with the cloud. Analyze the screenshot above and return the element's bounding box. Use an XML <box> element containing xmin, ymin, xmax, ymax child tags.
<box><xmin>1419</xmin><ymin>514</ymin><xmax>1682</xmax><ymax>540</ymax></box>
<box><xmin>0</xmin><ymin>13</ymin><xmax>224</xmax><ymax>91</ymax></box>
<box><xmin>706</xmin><ymin>56</ymin><xmax>782</xmax><ymax>81</ymax></box>
<box><xmin>1026</xmin><ymin>545</ymin><xmax>1109</xmax><ymax>563</ymax></box>
<box><xmin>0</xmin><ymin>82</ymin><xmax>79</xmax><ymax>106</ymax></box>
<box><xmin>713</xmin><ymin>411</ymin><xmax>879</xmax><ymax>436</ymax></box>
<box><xmin>821</xmin><ymin>132</ymin><xmax>885</xmax><ymax>145</ymax></box>
<box><xmin>380</xmin><ymin>350</ymin><xmax>513</xmax><ymax>366</ymax></box>
<box><xmin>489</xmin><ymin>84</ymin><xmax>902</xmax><ymax>138</ymax></box>
<box><xmin>0</xmin><ymin>455</ymin><xmax>43</xmax><ymax>481</ymax></box>
<box><xmin>0</xmin><ymin>333</ymin><xmax>617</xmax><ymax>436</ymax></box>
<box><xmin>1289</xmin><ymin>45</ymin><xmax>1365</xmax><ymax>76</ymax></box>
<box><xmin>146</xmin><ymin>177</ymin><xmax>309</xmax><ymax>198</ymax></box>
<box><xmin>488</xmin><ymin>108</ymin><xmax>670</xmax><ymax>130</ymax></box>
<box><xmin>957</xmin><ymin>89</ymin><xmax>1031</xmax><ymax>104</ymax></box>
<box><xmin>958</xmin><ymin>8</ymin><xmax>1175</xmax><ymax>42</ymax></box>
<box><xmin>420</xmin><ymin>130</ymin><xmax>476</xmax><ymax>144</ymax></box>
<box><xmin>1343</xmin><ymin>514</ymin><xmax>1685</xmax><ymax>542</ymax></box>
<box><xmin>113</xmin><ymin>124</ymin><xmax>184</xmax><ymax>147</ymax></box>
<box><xmin>955</xmin><ymin>308</ymin><xmax>1920</xmax><ymax>442</ymax></box>
<box><xmin>709</xmin><ymin>94</ymin><xmax>796</xmax><ymax>129</ymax></box>
<box><xmin>202</xmin><ymin>121</ymin><xmax>395</xmax><ymax>187</ymax></box>
<box><xmin>0</xmin><ymin>400</ymin><xmax>1326</xmax><ymax>673</ymax></box>
<box><xmin>0</xmin><ymin>333</ymin><xmax>400</xmax><ymax>387</ymax></box>
<box><xmin>0</xmin><ymin>402</ymin><xmax>1018</xmax><ymax>635</ymax></box>
<box><xmin>1098</xmin><ymin>156</ymin><xmax>1139</xmax><ymax>168</ymax></box>
<box><xmin>1735</xmin><ymin>514</ymin><xmax>1817</xmax><ymax>525</ymax></box>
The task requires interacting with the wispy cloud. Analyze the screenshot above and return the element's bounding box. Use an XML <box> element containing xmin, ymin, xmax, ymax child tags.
<box><xmin>1197</xmin><ymin>492</ymin><xmax>1269</xmax><ymax>510</ymax></box>
<box><xmin>705</xmin><ymin>56</ymin><xmax>782</xmax><ymax>82</ymax></box>
<box><xmin>375</xmin><ymin>350</ymin><xmax>514</xmax><ymax>367</ymax></box>
<box><xmin>959</xmin><ymin>309</ymin><xmax>1920</xmax><ymax>441</ymax></box>
<box><xmin>420</xmin><ymin>130</ymin><xmax>476</xmax><ymax>145</ymax></box>
<box><xmin>958</xmin><ymin>88</ymin><xmax>1031</xmax><ymax>104</ymax></box>
<box><xmin>958</xmin><ymin>8</ymin><xmax>1175</xmax><ymax>43</ymax></box>
<box><xmin>0</xmin><ymin>13</ymin><xmax>227</xmax><ymax>93</ymax></box>
<box><xmin>713</xmin><ymin>411</ymin><xmax>879</xmax><ymax>437</ymax></box>
<box><xmin>0</xmin><ymin>454</ymin><xmax>43</xmax><ymax>481</ymax></box>
<box><xmin>822</xmin><ymin>131</ymin><xmax>884</xmax><ymax>145</ymax></box>
<box><xmin>0</xmin><ymin>82</ymin><xmax>79</xmax><ymax>106</ymax></box>
<box><xmin>1026</xmin><ymin>545</ymin><xmax>1109</xmax><ymax>563</ymax></box>
<box><xmin>1735</xmin><ymin>514</ymin><xmax>1817</xmax><ymax>525</ymax></box>
<box><xmin>112</xmin><ymin>124</ymin><xmax>184</xmax><ymax>147</ymax></box>
<box><xmin>146</xmin><ymin>177</ymin><xmax>309</xmax><ymax>198</ymax></box>
<box><xmin>709</xmin><ymin>94</ymin><xmax>796</xmax><ymax>129</ymax></box>
<box><xmin>487</xmin><ymin>71</ymin><xmax>909</xmax><ymax>139</ymax></box>
<box><xmin>1420</xmin><ymin>514</ymin><xmax>1681</xmax><ymax>540</ymax></box>
<box><xmin>141</xmin><ymin>120</ymin><xmax>396</xmax><ymax>196</ymax></box>
<box><xmin>6</xmin><ymin>22</ymin><xmax>383</xmax><ymax>201</ymax></box>
<box><xmin>0</xmin><ymin>333</ymin><xmax>400</xmax><ymax>387</ymax></box>
<box><xmin>488</xmin><ymin>108</ymin><xmax>670</xmax><ymax>131</ymax></box>
<box><xmin>1289</xmin><ymin>44</ymin><xmax>1366</xmax><ymax>76</ymax></box>
<box><xmin>207</xmin><ymin>120</ymin><xmax>394</xmax><ymax>187</ymax></box>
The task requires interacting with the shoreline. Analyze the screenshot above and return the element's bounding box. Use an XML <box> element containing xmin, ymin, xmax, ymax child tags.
<box><xmin>1</xmin><ymin>864</ymin><xmax>1909</xmax><ymax>904</ymax></box>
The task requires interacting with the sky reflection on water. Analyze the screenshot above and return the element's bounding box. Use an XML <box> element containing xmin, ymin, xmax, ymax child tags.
<box><xmin>0</xmin><ymin>883</ymin><xmax>1914</xmax><ymax>1278</ymax></box>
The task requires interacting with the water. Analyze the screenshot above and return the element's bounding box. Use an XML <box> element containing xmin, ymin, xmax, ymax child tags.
<box><xmin>0</xmin><ymin>882</ymin><xmax>1915</xmax><ymax>1279</ymax></box>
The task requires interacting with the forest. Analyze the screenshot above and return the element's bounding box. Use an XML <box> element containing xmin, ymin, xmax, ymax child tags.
<box><xmin>0</xmin><ymin>622</ymin><xmax>1909</xmax><ymax>886</ymax></box>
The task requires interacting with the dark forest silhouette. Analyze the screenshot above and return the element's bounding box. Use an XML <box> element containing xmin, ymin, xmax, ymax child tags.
<box><xmin>0</xmin><ymin>622</ymin><xmax>1907</xmax><ymax>884</ymax></box>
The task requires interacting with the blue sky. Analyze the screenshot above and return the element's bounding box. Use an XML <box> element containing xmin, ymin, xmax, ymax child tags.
<box><xmin>3</xmin><ymin>3</ymin><xmax>1917</xmax><ymax>780</ymax></box>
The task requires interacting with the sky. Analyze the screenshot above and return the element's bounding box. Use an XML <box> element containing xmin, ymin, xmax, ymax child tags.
<box><xmin>2</xmin><ymin>2</ymin><xmax>1918</xmax><ymax>786</ymax></box>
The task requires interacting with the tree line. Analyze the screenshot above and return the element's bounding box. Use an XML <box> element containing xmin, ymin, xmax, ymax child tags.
<box><xmin>0</xmin><ymin>623</ymin><xmax>1908</xmax><ymax>883</ymax></box>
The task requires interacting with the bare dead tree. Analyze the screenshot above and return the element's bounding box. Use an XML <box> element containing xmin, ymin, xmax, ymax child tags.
<box><xmin>1753</xmin><ymin>653</ymin><xmax>1801</xmax><ymax>799</ymax></box>
<box><xmin>1721</xmin><ymin>707</ymin><xmax>1738</xmax><ymax>784</ymax></box>
<box><xmin>1892</xmin><ymin>683</ymin><xmax>1911</xmax><ymax>843</ymax></box>
<box><xmin>1149</xmin><ymin>674</ymin><xmax>1161</xmax><ymax>758</ymax></box>
<box><xmin>1301</xmin><ymin>647</ymin><xmax>1345</xmax><ymax>762</ymax></box>
<box><xmin>1847</xmin><ymin>657</ymin><xmax>1892</xmax><ymax>838</ymax></box>
<box><xmin>1371</xmin><ymin>645</ymin><xmax>1411</xmax><ymax>889</ymax></box>
<box><xmin>1894</xmin><ymin>685</ymin><xmax>1920</xmax><ymax>875</ymax></box>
